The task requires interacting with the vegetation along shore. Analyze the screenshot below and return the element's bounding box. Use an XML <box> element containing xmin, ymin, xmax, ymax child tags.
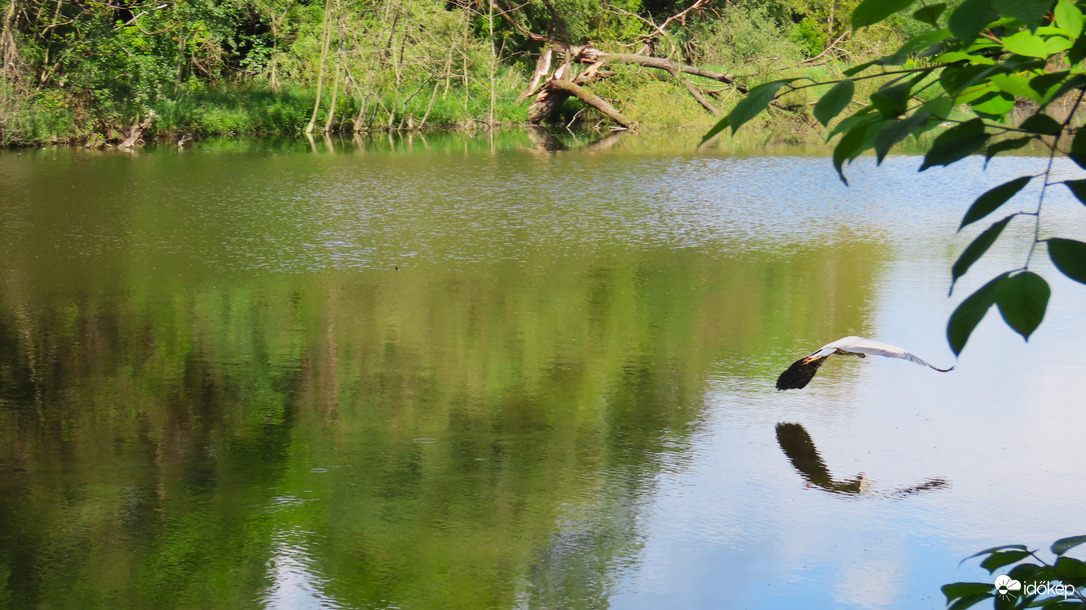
<box><xmin>0</xmin><ymin>0</ymin><xmax>925</xmax><ymax>146</ymax></box>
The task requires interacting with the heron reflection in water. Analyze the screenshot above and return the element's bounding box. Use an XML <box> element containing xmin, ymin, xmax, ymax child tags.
<box><xmin>775</xmin><ymin>422</ymin><xmax>948</xmax><ymax>498</ymax></box>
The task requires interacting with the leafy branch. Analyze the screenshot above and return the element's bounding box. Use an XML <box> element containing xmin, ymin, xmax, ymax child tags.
<box><xmin>702</xmin><ymin>0</ymin><xmax>1086</xmax><ymax>357</ymax></box>
<box><xmin>942</xmin><ymin>535</ymin><xmax>1086</xmax><ymax>609</ymax></box>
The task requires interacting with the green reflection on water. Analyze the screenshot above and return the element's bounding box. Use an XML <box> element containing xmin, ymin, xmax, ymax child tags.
<box><xmin>0</xmin><ymin>136</ymin><xmax>883</xmax><ymax>608</ymax></box>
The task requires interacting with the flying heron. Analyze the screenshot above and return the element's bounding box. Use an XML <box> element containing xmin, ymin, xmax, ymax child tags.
<box><xmin>776</xmin><ymin>336</ymin><xmax>954</xmax><ymax>390</ymax></box>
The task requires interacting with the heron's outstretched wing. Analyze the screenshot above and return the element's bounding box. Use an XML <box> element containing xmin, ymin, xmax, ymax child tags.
<box><xmin>776</xmin><ymin>355</ymin><xmax>829</xmax><ymax>390</ymax></box>
<box><xmin>777</xmin><ymin>336</ymin><xmax>953</xmax><ymax>390</ymax></box>
<box><xmin>821</xmin><ymin>336</ymin><xmax>954</xmax><ymax>372</ymax></box>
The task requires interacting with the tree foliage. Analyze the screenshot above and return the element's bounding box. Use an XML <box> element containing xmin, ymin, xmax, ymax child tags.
<box><xmin>0</xmin><ymin>0</ymin><xmax>917</xmax><ymax>142</ymax></box>
<box><xmin>705</xmin><ymin>0</ymin><xmax>1086</xmax><ymax>357</ymax></box>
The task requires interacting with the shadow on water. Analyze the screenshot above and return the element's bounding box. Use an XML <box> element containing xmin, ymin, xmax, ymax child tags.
<box><xmin>775</xmin><ymin>422</ymin><xmax>949</xmax><ymax>499</ymax></box>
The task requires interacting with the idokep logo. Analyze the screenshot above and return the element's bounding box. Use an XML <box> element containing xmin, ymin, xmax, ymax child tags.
<box><xmin>994</xmin><ymin>574</ymin><xmax>1078</xmax><ymax>601</ymax></box>
<box><xmin>994</xmin><ymin>575</ymin><xmax>1021</xmax><ymax>600</ymax></box>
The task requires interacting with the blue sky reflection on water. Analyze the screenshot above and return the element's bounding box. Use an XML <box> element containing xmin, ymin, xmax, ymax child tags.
<box><xmin>604</xmin><ymin>154</ymin><xmax>1086</xmax><ymax>609</ymax></box>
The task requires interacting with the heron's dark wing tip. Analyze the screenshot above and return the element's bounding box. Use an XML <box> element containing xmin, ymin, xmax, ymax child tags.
<box><xmin>776</xmin><ymin>356</ymin><xmax>827</xmax><ymax>390</ymax></box>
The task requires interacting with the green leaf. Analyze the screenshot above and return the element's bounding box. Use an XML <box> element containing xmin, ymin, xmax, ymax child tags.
<box><xmin>1063</xmin><ymin>180</ymin><xmax>1086</xmax><ymax>206</ymax></box>
<box><xmin>960</xmin><ymin>176</ymin><xmax>1031</xmax><ymax>230</ymax></box>
<box><xmin>942</xmin><ymin>582</ymin><xmax>996</xmax><ymax>609</ymax></box>
<box><xmin>1053</xmin><ymin>535</ymin><xmax>1086</xmax><ymax>556</ymax></box>
<box><xmin>826</xmin><ymin>107</ymin><xmax>882</xmax><ymax>141</ymax></box>
<box><xmin>1001</xmin><ymin>30</ymin><xmax>1052</xmax><ymax>57</ymax></box>
<box><xmin>952</xmin><ymin>216</ymin><xmax>1013</xmax><ymax>291</ymax></box>
<box><xmin>920</xmin><ymin>95</ymin><xmax>955</xmax><ymax>119</ymax></box>
<box><xmin>727</xmin><ymin>79</ymin><xmax>796</xmax><ymax>135</ymax></box>
<box><xmin>985</xmin><ymin>136</ymin><xmax>1033</xmax><ymax>166</ymax></box>
<box><xmin>833</xmin><ymin>126</ymin><xmax>869</xmax><ymax>185</ymax></box>
<box><xmin>1055</xmin><ymin>556</ymin><xmax>1086</xmax><ymax>580</ymax></box>
<box><xmin>989</xmin><ymin>72</ymin><xmax>1042</xmax><ymax>102</ymax></box>
<box><xmin>1044</xmin><ymin>34</ymin><xmax>1074</xmax><ymax>54</ymax></box>
<box><xmin>814</xmin><ymin>79</ymin><xmax>855</xmax><ymax>127</ymax></box>
<box><xmin>980</xmin><ymin>549</ymin><xmax>1032</xmax><ymax>572</ymax></box>
<box><xmin>956</xmin><ymin>81</ymin><xmax>1000</xmax><ymax>106</ymax></box>
<box><xmin>1009</xmin><ymin>562</ymin><xmax>1055</xmax><ymax>584</ymax></box>
<box><xmin>969</xmin><ymin>91</ymin><xmax>1017</xmax><ymax>118</ymax></box>
<box><xmin>914</xmin><ymin>3</ymin><xmax>948</xmax><ymax>25</ymax></box>
<box><xmin>1055</xmin><ymin>0</ymin><xmax>1084</xmax><ymax>37</ymax></box>
<box><xmin>994</xmin><ymin>270</ymin><xmax>1050</xmax><ymax>341</ymax></box>
<box><xmin>876</xmin><ymin>113</ymin><xmax>931</xmax><ymax>164</ymax></box>
<box><xmin>943</xmin><ymin>582</ymin><xmax>995</xmax><ymax>602</ymax></box>
<box><xmin>701</xmin><ymin>114</ymin><xmax>730</xmax><ymax>145</ymax></box>
<box><xmin>961</xmin><ymin>543</ymin><xmax>1031</xmax><ymax>565</ymax></box>
<box><xmin>1018</xmin><ymin>113</ymin><xmax>1063</xmax><ymax>135</ymax></box>
<box><xmin>948</xmin><ymin>274</ymin><xmax>1006</xmax><ymax>355</ymax></box>
<box><xmin>941</xmin><ymin>63</ymin><xmax>991</xmax><ymax>96</ymax></box>
<box><xmin>936</xmin><ymin>50</ymin><xmax>996</xmax><ymax>64</ymax></box>
<box><xmin>1029</xmin><ymin>70</ymin><xmax>1071</xmax><ymax>104</ymax></box>
<box><xmin>843</xmin><ymin>59</ymin><xmax>879</xmax><ymax>77</ymax></box>
<box><xmin>1048</xmin><ymin>238</ymin><xmax>1086</xmax><ymax>284</ymax></box>
<box><xmin>921</xmin><ymin>118</ymin><xmax>991</xmax><ymax>170</ymax></box>
<box><xmin>871</xmin><ymin>80</ymin><xmax>914</xmax><ymax>117</ymax></box>
<box><xmin>1070</xmin><ymin>129</ymin><xmax>1086</xmax><ymax>169</ymax></box>
<box><xmin>994</xmin><ymin>0</ymin><xmax>1056</xmax><ymax>31</ymax></box>
<box><xmin>853</xmin><ymin>0</ymin><xmax>917</xmax><ymax>29</ymax></box>
<box><xmin>950</xmin><ymin>0</ymin><xmax>997</xmax><ymax>42</ymax></box>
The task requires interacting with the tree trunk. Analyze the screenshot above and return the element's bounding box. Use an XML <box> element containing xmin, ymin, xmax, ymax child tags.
<box><xmin>571</xmin><ymin>46</ymin><xmax>743</xmax><ymax>90</ymax></box>
<box><xmin>526</xmin><ymin>63</ymin><xmax>601</xmax><ymax>124</ymax></box>
<box><xmin>517</xmin><ymin>49</ymin><xmax>553</xmax><ymax>103</ymax></box>
<box><xmin>119</xmin><ymin>112</ymin><xmax>155</xmax><ymax>149</ymax></box>
<box><xmin>529</xmin><ymin>78</ymin><xmax>635</xmax><ymax>129</ymax></box>
<box><xmin>0</xmin><ymin>0</ymin><xmax>19</xmax><ymax>78</ymax></box>
<box><xmin>306</xmin><ymin>0</ymin><xmax>334</xmax><ymax>134</ymax></box>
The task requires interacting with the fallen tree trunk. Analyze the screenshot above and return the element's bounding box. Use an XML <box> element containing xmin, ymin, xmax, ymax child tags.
<box><xmin>526</xmin><ymin>62</ymin><xmax>603</xmax><ymax>124</ymax></box>
<box><xmin>573</xmin><ymin>46</ymin><xmax>745</xmax><ymax>91</ymax></box>
<box><xmin>523</xmin><ymin>42</ymin><xmax>743</xmax><ymax>126</ymax></box>
<box><xmin>679</xmin><ymin>77</ymin><xmax>719</xmax><ymax>115</ymax></box>
<box><xmin>497</xmin><ymin>0</ymin><xmax>737</xmax><ymax>128</ymax></box>
<box><xmin>530</xmin><ymin>78</ymin><xmax>636</xmax><ymax>129</ymax></box>
<box><xmin>119</xmin><ymin>111</ymin><xmax>154</xmax><ymax>149</ymax></box>
<box><xmin>517</xmin><ymin>49</ymin><xmax>553</xmax><ymax>103</ymax></box>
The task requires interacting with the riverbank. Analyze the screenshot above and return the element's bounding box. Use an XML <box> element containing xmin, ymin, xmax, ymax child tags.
<box><xmin>1</xmin><ymin>65</ymin><xmax>836</xmax><ymax>149</ymax></box>
<box><xmin>0</xmin><ymin>0</ymin><xmax>919</xmax><ymax>148</ymax></box>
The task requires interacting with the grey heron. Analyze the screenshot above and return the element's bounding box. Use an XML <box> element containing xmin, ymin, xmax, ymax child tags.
<box><xmin>776</xmin><ymin>336</ymin><xmax>954</xmax><ymax>390</ymax></box>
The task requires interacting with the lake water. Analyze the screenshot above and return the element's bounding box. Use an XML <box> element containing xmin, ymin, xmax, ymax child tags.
<box><xmin>1</xmin><ymin>130</ymin><xmax>1084</xmax><ymax>609</ymax></box>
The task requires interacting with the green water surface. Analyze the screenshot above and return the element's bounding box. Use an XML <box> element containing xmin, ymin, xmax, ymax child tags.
<box><xmin>2</xmin><ymin>131</ymin><xmax>1083</xmax><ymax>609</ymax></box>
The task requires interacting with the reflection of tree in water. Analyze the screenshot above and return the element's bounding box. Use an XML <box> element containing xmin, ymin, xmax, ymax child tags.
<box><xmin>0</xmin><ymin>144</ymin><xmax>894</xmax><ymax>608</ymax></box>
<box><xmin>775</xmin><ymin>423</ymin><xmax>948</xmax><ymax>498</ymax></box>
<box><xmin>525</xmin><ymin>126</ymin><xmax>628</xmax><ymax>154</ymax></box>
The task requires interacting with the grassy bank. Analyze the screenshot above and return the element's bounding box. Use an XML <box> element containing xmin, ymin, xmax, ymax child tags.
<box><xmin>0</xmin><ymin>55</ymin><xmax>911</xmax><ymax>148</ymax></box>
<box><xmin>1</xmin><ymin>75</ymin><xmax>533</xmax><ymax>147</ymax></box>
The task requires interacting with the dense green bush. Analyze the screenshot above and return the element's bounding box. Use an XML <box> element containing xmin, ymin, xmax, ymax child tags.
<box><xmin>685</xmin><ymin>2</ymin><xmax>805</xmax><ymax>67</ymax></box>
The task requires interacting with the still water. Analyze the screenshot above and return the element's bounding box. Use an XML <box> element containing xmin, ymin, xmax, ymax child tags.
<box><xmin>1</xmin><ymin>130</ymin><xmax>1084</xmax><ymax>609</ymax></box>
